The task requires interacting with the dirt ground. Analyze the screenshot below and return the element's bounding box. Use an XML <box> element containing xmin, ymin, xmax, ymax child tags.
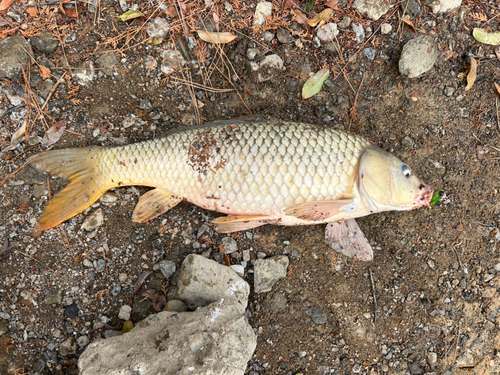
<box><xmin>1</xmin><ymin>0</ymin><xmax>500</xmax><ymax>374</ymax></box>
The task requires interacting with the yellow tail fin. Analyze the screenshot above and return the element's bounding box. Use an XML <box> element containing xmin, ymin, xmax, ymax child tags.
<box><xmin>28</xmin><ymin>147</ymin><xmax>108</xmax><ymax>235</ymax></box>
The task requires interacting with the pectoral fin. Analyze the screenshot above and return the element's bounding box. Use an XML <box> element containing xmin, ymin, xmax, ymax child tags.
<box><xmin>285</xmin><ymin>199</ymin><xmax>354</xmax><ymax>221</ymax></box>
<box><xmin>212</xmin><ymin>215</ymin><xmax>271</xmax><ymax>233</ymax></box>
<box><xmin>132</xmin><ymin>189</ymin><xmax>182</xmax><ymax>223</ymax></box>
<box><xmin>325</xmin><ymin>219</ymin><xmax>373</xmax><ymax>261</ymax></box>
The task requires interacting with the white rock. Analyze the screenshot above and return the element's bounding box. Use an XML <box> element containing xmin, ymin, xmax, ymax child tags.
<box><xmin>353</xmin><ymin>0</ymin><xmax>392</xmax><ymax>21</ymax></box>
<box><xmin>160</xmin><ymin>49</ymin><xmax>184</xmax><ymax>75</ymax></box>
<box><xmin>146</xmin><ymin>17</ymin><xmax>170</xmax><ymax>38</ymax></box>
<box><xmin>423</xmin><ymin>0</ymin><xmax>461</xmax><ymax>14</ymax></box>
<box><xmin>79</xmin><ymin>301</ymin><xmax>256</xmax><ymax>375</ymax></box>
<box><xmin>253</xmin><ymin>1</ymin><xmax>272</xmax><ymax>26</ymax></box>
<box><xmin>81</xmin><ymin>209</ymin><xmax>104</xmax><ymax>231</ymax></box>
<box><xmin>380</xmin><ymin>23</ymin><xmax>392</xmax><ymax>35</ymax></box>
<box><xmin>118</xmin><ymin>305</ymin><xmax>132</xmax><ymax>320</ymax></box>
<box><xmin>230</xmin><ymin>265</ymin><xmax>245</xmax><ymax>277</ymax></box>
<box><xmin>399</xmin><ymin>35</ymin><xmax>437</xmax><ymax>78</ymax></box>
<box><xmin>317</xmin><ymin>23</ymin><xmax>339</xmax><ymax>42</ymax></box>
<box><xmin>259</xmin><ymin>54</ymin><xmax>283</xmax><ymax>70</ymax></box>
<box><xmin>254</xmin><ymin>255</ymin><xmax>289</xmax><ymax>293</ymax></box>
<box><xmin>172</xmin><ymin>254</ymin><xmax>250</xmax><ymax>314</ymax></box>
<box><xmin>74</xmin><ymin>61</ymin><xmax>95</xmax><ymax>86</ymax></box>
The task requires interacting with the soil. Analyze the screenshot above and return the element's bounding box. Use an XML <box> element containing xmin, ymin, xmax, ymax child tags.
<box><xmin>1</xmin><ymin>0</ymin><xmax>500</xmax><ymax>374</ymax></box>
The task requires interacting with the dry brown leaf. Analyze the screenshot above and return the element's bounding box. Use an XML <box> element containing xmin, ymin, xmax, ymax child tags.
<box><xmin>165</xmin><ymin>7</ymin><xmax>178</xmax><ymax>17</ymax></box>
<box><xmin>401</xmin><ymin>18</ymin><xmax>415</xmax><ymax>31</ymax></box>
<box><xmin>25</xmin><ymin>6</ymin><xmax>38</xmax><ymax>17</ymax></box>
<box><xmin>285</xmin><ymin>0</ymin><xmax>300</xmax><ymax>9</ymax></box>
<box><xmin>197</xmin><ymin>30</ymin><xmax>237</xmax><ymax>44</ymax></box>
<box><xmin>65</xmin><ymin>7</ymin><xmax>79</xmax><ymax>18</ymax></box>
<box><xmin>465</xmin><ymin>57</ymin><xmax>477</xmax><ymax>91</ymax></box>
<box><xmin>493</xmin><ymin>81</ymin><xmax>500</xmax><ymax>97</ymax></box>
<box><xmin>40</xmin><ymin>65</ymin><xmax>51</xmax><ymax>79</ymax></box>
<box><xmin>307</xmin><ymin>8</ymin><xmax>333</xmax><ymax>27</ymax></box>
<box><xmin>0</xmin><ymin>0</ymin><xmax>16</xmax><ymax>11</ymax></box>
<box><xmin>291</xmin><ymin>9</ymin><xmax>308</xmax><ymax>25</ymax></box>
<box><xmin>324</xmin><ymin>0</ymin><xmax>339</xmax><ymax>9</ymax></box>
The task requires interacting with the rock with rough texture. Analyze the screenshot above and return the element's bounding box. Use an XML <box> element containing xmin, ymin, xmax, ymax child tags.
<box><xmin>79</xmin><ymin>302</ymin><xmax>256</xmax><ymax>375</ymax></box>
<box><xmin>74</xmin><ymin>61</ymin><xmax>95</xmax><ymax>86</ymax></box>
<box><xmin>253</xmin><ymin>1</ymin><xmax>272</xmax><ymax>26</ymax></box>
<box><xmin>423</xmin><ymin>0</ymin><xmax>461</xmax><ymax>14</ymax></box>
<box><xmin>353</xmin><ymin>0</ymin><xmax>392</xmax><ymax>21</ymax></box>
<box><xmin>30</xmin><ymin>32</ymin><xmax>59</xmax><ymax>54</ymax></box>
<box><xmin>381</xmin><ymin>23</ymin><xmax>392</xmax><ymax>35</ymax></box>
<box><xmin>254</xmin><ymin>255</ymin><xmax>289</xmax><ymax>293</ymax></box>
<box><xmin>172</xmin><ymin>254</ymin><xmax>250</xmax><ymax>314</ymax></box>
<box><xmin>146</xmin><ymin>17</ymin><xmax>171</xmax><ymax>38</ymax></box>
<box><xmin>95</xmin><ymin>53</ymin><xmax>121</xmax><ymax>77</ymax></box>
<box><xmin>399</xmin><ymin>35</ymin><xmax>437</xmax><ymax>78</ymax></box>
<box><xmin>276</xmin><ymin>28</ymin><xmax>294</xmax><ymax>44</ymax></box>
<box><xmin>118</xmin><ymin>305</ymin><xmax>132</xmax><ymax>320</ymax></box>
<box><xmin>352</xmin><ymin>24</ymin><xmax>365</xmax><ymax>44</ymax></box>
<box><xmin>153</xmin><ymin>260</ymin><xmax>176</xmax><ymax>278</ymax></box>
<box><xmin>60</xmin><ymin>337</ymin><xmax>77</xmax><ymax>356</ymax></box>
<box><xmin>0</xmin><ymin>35</ymin><xmax>35</xmax><ymax>79</ymax></box>
<box><xmin>259</xmin><ymin>54</ymin><xmax>283</xmax><ymax>70</ymax></box>
<box><xmin>317</xmin><ymin>23</ymin><xmax>339</xmax><ymax>42</ymax></box>
<box><xmin>81</xmin><ymin>209</ymin><xmax>104</xmax><ymax>231</ymax></box>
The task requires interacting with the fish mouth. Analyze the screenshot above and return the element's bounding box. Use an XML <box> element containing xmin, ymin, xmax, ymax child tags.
<box><xmin>414</xmin><ymin>183</ymin><xmax>433</xmax><ymax>208</ymax></box>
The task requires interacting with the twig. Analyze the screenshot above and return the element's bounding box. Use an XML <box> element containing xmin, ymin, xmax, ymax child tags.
<box><xmin>368</xmin><ymin>268</ymin><xmax>377</xmax><ymax>325</ymax></box>
<box><xmin>170</xmin><ymin>77</ymin><xmax>235</xmax><ymax>92</ymax></box>
<box><xmin>496</xmin><ymin>99</ymin><xmax>499</xmax><ymax>132</ymax></box>
<box><xmin>349</xmin><ymin>71</ymin><xmax>366</xmax><ymax>132</ymax></box>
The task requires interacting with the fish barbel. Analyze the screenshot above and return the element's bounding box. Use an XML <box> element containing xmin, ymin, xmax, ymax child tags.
<box><xmin>29</xmin><ymin>120</ymin><xmax>432</xmax><ymax>260</ymax></box>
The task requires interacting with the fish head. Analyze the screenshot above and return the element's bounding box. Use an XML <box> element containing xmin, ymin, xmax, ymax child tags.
<box><xmin>358</xmin><ymin>146</ymin><xmax>433</xmax><ymax>212</ymax></box>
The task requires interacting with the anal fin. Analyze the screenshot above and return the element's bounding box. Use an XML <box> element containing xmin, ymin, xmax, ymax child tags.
<box><xmin>132</xmin><ymin>189</ymin><xmax>182</xmax><ymax>223</ymax></box>
<box><xmin>212</xmin><ymin>215</ymin><xmax>271</xmax><ymax>233</ymax></box>
<box><xmin>325</xmin><ymin>219</ymin><xmax>373</xmax><ymax>261</ymax></box>
<box><xmin>285</xmin><ymin>199</ymin><xmax>354</xmax><ymax>221</ymax></box>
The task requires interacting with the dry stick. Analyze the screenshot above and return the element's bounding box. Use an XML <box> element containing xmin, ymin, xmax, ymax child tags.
<box><xmin>369</xmin><ymin>268</ymin><xmax>377</xmax><ymax>325</ymax></box>
<box><xmin>175</xmin><ymin>0</ymin><xmax>200</xmax><ymax>126</ymax></box>
<box><xmin>496</xmin><ymin>99</ymin><xmax>499</xmax><ymax>131</ymax></box>
<box><xmin>348</xmin><ymin>71</ymin><xmax>366</xmax><ymax>132</ymax></box>
<box><xmin>170</xmin><ymin>77</ymin><xmax>235</xmax><ymax>92</ymax></box>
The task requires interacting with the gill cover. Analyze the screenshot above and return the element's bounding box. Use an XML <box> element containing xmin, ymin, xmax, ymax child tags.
<box><xmin>358</xmin><ymin>146</ymin><xmax>422</xmax><ymax>212</ymax></box>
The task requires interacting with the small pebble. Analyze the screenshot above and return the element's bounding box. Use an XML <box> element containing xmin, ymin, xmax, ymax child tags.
<box><xmin>381</xmin><ymin>23</ymin><xmax>392</xmax><ymax>34</ymax></box>
<box><xmin>118</xmin><ymin>305</ymin><xmax>132</xmax><ymax>320</ymax></box>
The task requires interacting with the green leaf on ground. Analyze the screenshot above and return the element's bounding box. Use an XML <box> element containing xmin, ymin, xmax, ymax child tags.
<box><xmin>302</xmin><ymin>68</ymin><xmax>329</xmax><ymax>99</ymax></box>
<box><xmin>473</xmin><ymin>28</ymin><xmax>500</xmax><ymax>45</ymax></box>
<box><xmin>118</xmin><ymin>10</ymin><xmax>144</xmax><ymax>21</ymax></box>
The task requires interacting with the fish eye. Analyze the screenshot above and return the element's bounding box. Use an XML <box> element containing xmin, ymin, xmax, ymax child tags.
<box><xmin>401</xmin><ymin>165</ymin><xmax>412</xmax><ymax>177</ymax></box>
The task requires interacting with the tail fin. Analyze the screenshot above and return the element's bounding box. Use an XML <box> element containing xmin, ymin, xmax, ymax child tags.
<box><xmin>28</xmin><ymin>147</ymin><xmax>108</xmax><ymax>235</ymax></box>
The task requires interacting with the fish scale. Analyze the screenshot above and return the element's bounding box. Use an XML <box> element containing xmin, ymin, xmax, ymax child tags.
<box><xmin>93</xmin><ymin>121</ymin><xmax>370</xmax><ymax>217</ymax></box>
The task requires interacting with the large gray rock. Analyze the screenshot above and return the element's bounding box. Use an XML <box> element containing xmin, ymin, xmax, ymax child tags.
<box><xmin>254</xmin><ymin>255</ymin><xmax>289</xmax><ymax>293</ymax></box>
<box><xmin>399</xmin><ymin>35</ymin><xmax>437</xmax><ymax>78</ymax></box>
<box><xmin>79</xmin><ymin>302</ymin><xmax>256</xmax><ymax>375</ymax></box>
<box><xmin>353</xmin><ymin>0</ymin><xmax>392</xmax><ymax>21</ymax></box>
<box><xmin>0</xmin><ymin>35</ymin><xmax>35</xmax><ymax>79</ymax></box>
<box><xmin>79</xmin><ymin>255</ymin><xmax>256</xmax><ymax>375</ymax></box>
<box><xmin>173</xmin><ymin>254</ymin><xmax>249</xmax><ymax>314</ymax></box>
<box><xmin>423</xmin><ymin>0</ymin><xmax>461</xmax><ymax>14</ymax></box>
